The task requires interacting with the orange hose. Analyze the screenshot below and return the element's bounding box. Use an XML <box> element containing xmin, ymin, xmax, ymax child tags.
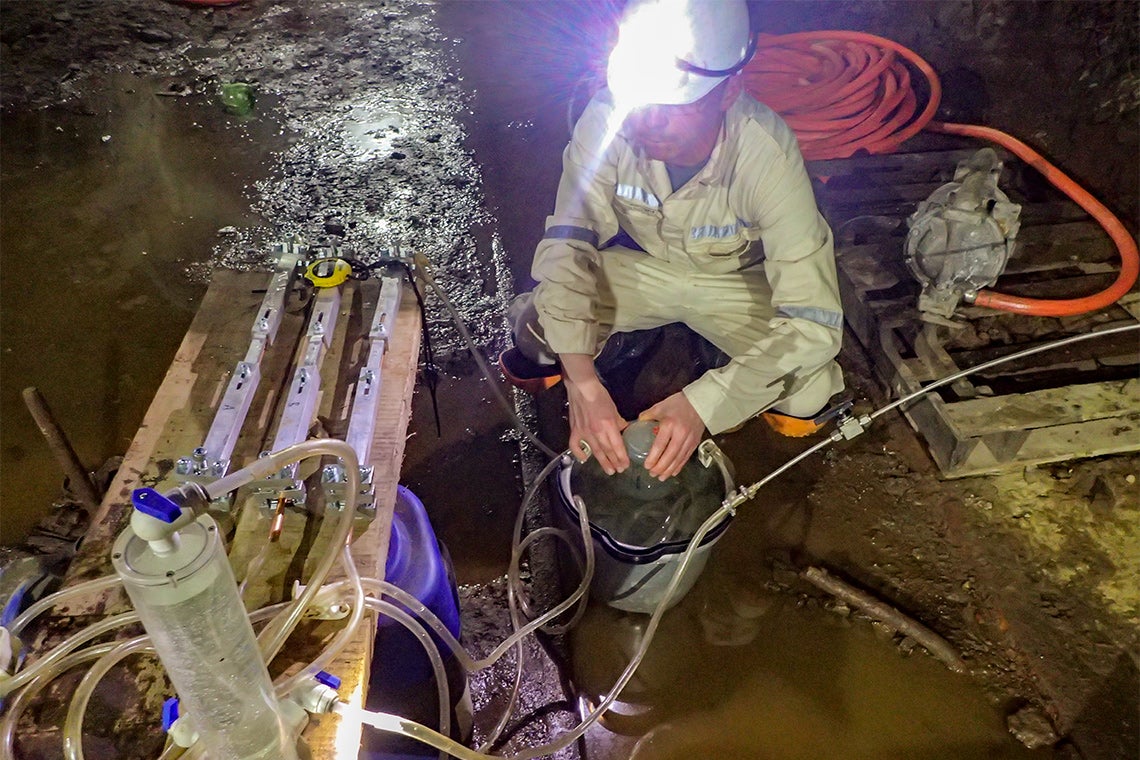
<box><xmin>742</xmin><ymin>30</ymin><xmax>1139</xmax><ymax>317</ymax></box>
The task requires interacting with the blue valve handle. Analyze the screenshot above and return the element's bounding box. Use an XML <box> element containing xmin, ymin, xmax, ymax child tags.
<box><xmin>161</xmin><ymin>697</ymin><xmax>180</xmax><ymax>731</ymax></box>
<box><xmin>131</xmin><ymin>488</ymin><xmax>182</xmax><ymax>523</ymax></box>
<box><xmin>315</xmin><ymin>670</ymin><xmax>341</xmax><ymax>690</ymax></box>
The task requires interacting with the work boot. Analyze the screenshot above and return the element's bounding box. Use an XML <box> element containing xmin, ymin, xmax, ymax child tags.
<box><xmin>762</xmin><ymin>392</ymin><xmax>854</xmax><ymax>438</ymax></box>
<box><xmin>498</xmin><ymin>347</ymin><xmax>562</xmax><ymax>394</ymax></box>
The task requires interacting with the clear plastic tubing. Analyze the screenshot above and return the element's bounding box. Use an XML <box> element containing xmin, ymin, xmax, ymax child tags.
<box><xmin>343</xmin><ymin>463</ymin><xmax>593</xmax><ymax>679</ymax></box>
<box><xmin>343</xmin><ymin>504</ymin><xmax>727</xmax><ymax>760</ymax></box>
<box><xmin>204</xmin><ymin>438</ymin><xmax>361</xmax><ymax>666</ymax></box>
<box><xmin>1</xmin><ymin>643</ymin><xmax>116</xmax><ymax>758</ymax></box>
<box><xmin>358</xmin><ymin>454</ymin><xmax>595</xmax><ymax>675</ymax></box>
<box><xmin>63</xmin><ymin>635</ymin><xmax>153</xmax><ymax>760</ymax></box>
<box><xmin>6</xmin><ymin>603</ymin><xmax>287</xmax><ymax>760</ymax></box>
<box><xmin>274</xmin><ymin>544</ymin><xmax>366</xmax><ymax>697</ymax></box>
<box><xmin>0</xmin><ymin>611</ymin><xmax>138</xmax><ymax>697</ymax></box>
<box><xmin>112</xmin><ymin>513</ymin><xmax>298</xmax><ymax>760</ymax></box>
<box><xmin>340</xmin><ymin>704</ymin><xmax>489</xmax><ymax>760</ymax></box>
<box><xmin>363</xmin><ymin>596</ymin><xmax>451</xmax><ymax>759</ymax></box>
<box><xmin>7</xmin><ymin>573</ymin><xmax>122</xmax><ymax>638</ymax></box>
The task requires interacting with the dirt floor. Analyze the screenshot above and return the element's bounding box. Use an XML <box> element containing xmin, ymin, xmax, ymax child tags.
<box><xmin>1</xmin><ymin>1</ymin><xmax>1137</xmax><ymax>759</ymax></box>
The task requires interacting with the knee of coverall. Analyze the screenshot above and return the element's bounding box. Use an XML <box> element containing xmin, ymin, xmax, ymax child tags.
<box><xmin>508</xmin><ymin>290</ymin><xmax>667</xmax><ymax>372</ymax></box>
<box><xmin>507</xmin><ymin>292</ymin><xmax>559</xmax><ymax>367</ymax></box>
<box><xmin>770</xmin><ymin>360</ymin><xmax>845</xmax><ymax>418</ymax></box>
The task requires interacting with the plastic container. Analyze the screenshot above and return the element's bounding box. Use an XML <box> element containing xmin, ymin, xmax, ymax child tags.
<box><xmin>363</xmin><ymin>486</ymin><xmax>465</xmax><ymax>759</ymax></box>
<box><xmin>557</xmin><ymin>437</ymin><xmax>735</xmax><ymax>614</ymax></box>
<box><xmin>609</xmin><ymin>420</ymin><xmax>683</xmax><ymax>503</ymax></box>
<box><xmin>113</xmin><ymin>513</ymin><xmax>297</xmax><ymax>760</ymax></box>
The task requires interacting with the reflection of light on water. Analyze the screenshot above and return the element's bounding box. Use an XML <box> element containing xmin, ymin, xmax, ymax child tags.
<box><xmin>582</xmin><ymin>599</ymin><xmax>1039</xmax><ymax>760</ymax></box>
<box><xmin>343</xmin><ymin>104</ymin><xmax>409</xmax><ymax>162</ymax></box>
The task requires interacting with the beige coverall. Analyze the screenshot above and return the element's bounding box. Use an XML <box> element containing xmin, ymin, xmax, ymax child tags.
<box><xmin>529</xmin><ymin>91</ymin><xmax>844</xmax><ymax>435</ymax></box>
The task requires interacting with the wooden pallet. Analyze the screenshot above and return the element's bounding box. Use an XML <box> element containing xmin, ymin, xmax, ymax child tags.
<box><xmin>24</xmin><ymin>269</ymin><xmax>422</xmax><ymax>757</ymax></box>
<box><xmin>808</xmin><ymin>146</ymin><xmax>1140</xmax><ymax>478</ymax></box>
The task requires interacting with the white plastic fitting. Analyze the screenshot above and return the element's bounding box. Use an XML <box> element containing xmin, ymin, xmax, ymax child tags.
<box><xmin>168</xmin><ymin>716</ymin><xmax>200</xmax><ymax>749</ymax></box>
<box><xmin>0</xmin><ymin>627</ymin><xmax>17</xmax><ymax>682</ymax></box>
<box><xmin>290</xmin><ymin>581</ymin><xmax>352</xmax><ymax>620</ymax></box>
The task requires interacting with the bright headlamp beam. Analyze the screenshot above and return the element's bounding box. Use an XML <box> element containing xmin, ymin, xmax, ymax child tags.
<box><xmin>606</xmin><ymin>0</ymin><xmax>695</xmax><ymax>112</ymax></box>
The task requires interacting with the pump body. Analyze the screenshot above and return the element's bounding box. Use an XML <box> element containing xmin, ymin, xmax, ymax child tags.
<box><xmin>905</xmin><ymin>148</ymin><xmax>1022</xmax><ymax>316</ymax></box>
<box><xmin>113</xmin><ymin>513</ymin><xmax>298</xmax><ymax>760</ymax></box>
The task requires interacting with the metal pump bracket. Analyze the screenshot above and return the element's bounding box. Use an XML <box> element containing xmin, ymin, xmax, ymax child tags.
<box><xmin>253</xmin><ymin>272</ymin><xmax>345</xmax><ymax>510</ymax></box>
<box><xmin>176</xmin><ymin>242</ymin><xmax>305</xmax><ymax>493</ymax></box>
<box><xmin>331</xmin><ymin>275</ymin><xmax>404</xmax><ymax>515</ymax></box>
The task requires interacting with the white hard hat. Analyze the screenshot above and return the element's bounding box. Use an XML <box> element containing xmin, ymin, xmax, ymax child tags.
<box><xmin>607</xmin><ymin>0</ymin><xmax>754</xmax><ymax>109</ymax></box>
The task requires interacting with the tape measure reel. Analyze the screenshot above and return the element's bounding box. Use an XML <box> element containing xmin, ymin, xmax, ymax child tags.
<box><xmin>304</xmin><ymin>257</ymin><xmax>353</xmax><ymax>288</ymax></box>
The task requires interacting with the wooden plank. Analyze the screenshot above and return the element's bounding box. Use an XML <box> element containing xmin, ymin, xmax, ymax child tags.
<box><xmin>945</xmin><ymin>324</ymin><xmax>1139</xmax><ymax>375</ymax></box>
<box><xmin>225</xmin><ymin>279</ymin><xmax>367</xmax><ymax>612</ymax></box>
<box><xmin>808</xmin><ymin>147</ymin><xmax>1015</xmax><ymax>178</ymax></box>
<box><xmin>26</xmin><ymin>265</ymin><xmax>424</xmax><ymax>759</ymax></box>
<box><xmin>56</xmin><ymin>271</ymin><xmax>309</xmax><ymax>605</ymax></box>
<box><xmin>943</xmin><ymin>379</ymin><xmax>1140</xmax><ymax>435</ymax></box>
<box><xmin>302</xmin><ymin>286</ymin><xmax>422</xmax><ymax>758</ymax></box>
<box><xmin>874</xmin><ymin>321</ymin><xmax>1140</xmax><ymax>479</ymax></box>
<box><xmin>942</xmin><ymin>413</ymin><xmax>1140</xmax><ymax>478</ymax></box>
<box><xmin>914</xmin><ymin>324</ymin><xmax>976</xmax><ymax>399</ymax></box>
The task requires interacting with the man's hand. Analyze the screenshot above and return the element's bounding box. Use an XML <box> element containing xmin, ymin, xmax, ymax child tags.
<box><xmin>640</xmin><ymin>392</ymin><xmax>705</xmax><ymax>480</ymax></box>
<box><xmin>561</xmin><ymin>354</ymin><xmax>629</xmax><ymax>475</ymax></box>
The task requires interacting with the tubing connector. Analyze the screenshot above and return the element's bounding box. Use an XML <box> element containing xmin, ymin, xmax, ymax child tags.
<box><xmin>290</xmin><ymin>671</ymin><xmax>342</xmax><ymax>714</ymax></box>
<box><xmin>162</xmin><ymin>697</ymin><xmax>200</xmax><ymax>749</ymax></box>
<box><xmin>720</xmin><ymin>487</ymin><xmax>746</xmax><ymax>517</ymax></box>
<box><xmin>831</xmin><ymin>411</ymin><xmax>873</xmax><ymax>442</ymax></box>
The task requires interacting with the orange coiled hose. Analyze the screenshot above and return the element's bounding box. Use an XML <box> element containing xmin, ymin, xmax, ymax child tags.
<box><xmin>742</xmin><ymin>30</ymin><xmax>1139</xmax><ymax>318</ymax></box>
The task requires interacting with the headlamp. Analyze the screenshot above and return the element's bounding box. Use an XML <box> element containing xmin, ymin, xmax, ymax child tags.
<box><xmin>606</xmin><ymin>0</ymin><xmax>755</xmax><ymax>111</ymax></box>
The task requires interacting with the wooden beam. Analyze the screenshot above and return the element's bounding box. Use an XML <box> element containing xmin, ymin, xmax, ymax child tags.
<box><xmin>943</xmin><ymin>379</ymin><xmax>1140</xmax><ymax>435</ymax></box>
<box><xmin>302</xmin><ymin>286</ymin><xmax>422</xmax><ymax>758</ymax></box>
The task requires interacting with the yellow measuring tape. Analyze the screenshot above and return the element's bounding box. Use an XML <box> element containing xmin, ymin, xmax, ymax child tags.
<box><xmin>304</xmin><ymin>257</ymin><xmax>352</xmax><ymax>288</ymax></box>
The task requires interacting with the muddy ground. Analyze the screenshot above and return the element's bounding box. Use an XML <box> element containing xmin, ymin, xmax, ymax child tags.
<box><xmin>1</xmin><ymin>1</ymin><xmax>1137</xmax><ymax>759</ymax></box>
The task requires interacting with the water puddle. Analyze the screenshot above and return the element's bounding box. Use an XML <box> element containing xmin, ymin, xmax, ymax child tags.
<box><xmin>0</xmin><ymin>74</ymin><xmax>279</xmax><ymax>541</ymax></box>
<box><xmin>572</xmin><ymin>594</ymin><xmax>1047</xmax><ymax>759</ymax></box>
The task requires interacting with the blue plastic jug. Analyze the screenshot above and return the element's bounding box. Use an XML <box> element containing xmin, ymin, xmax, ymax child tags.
<box><xmin>362</xmin><ymin>486</ymin><xmax>464</xmax><ymax>758</ymax></box>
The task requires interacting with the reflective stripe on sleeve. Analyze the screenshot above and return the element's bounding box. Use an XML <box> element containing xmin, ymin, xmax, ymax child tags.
<box><xmin>690</xmin><ymin>220</ymin><xmax>745</xmax><ymax>240</ymax></box>
<box><xmin>543</xmin><ymin>225</ymin><xmax>600</xmax><ymax>247</ymax></box>
<box><xmin>614</xmin><ymin>184</ymin><xmax>661</xmax><ymax>208</ymax></box>
<box><xmin>776</xmin><ymin>305</ymin><xmax>843</xmax><ymax>329</ymax></box>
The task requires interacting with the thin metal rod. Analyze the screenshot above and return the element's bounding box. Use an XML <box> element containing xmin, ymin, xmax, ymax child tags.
<box><xmin>21</xmin><ymin>386</ymin><xmax>103</xmax><ymax>511</ymax></box>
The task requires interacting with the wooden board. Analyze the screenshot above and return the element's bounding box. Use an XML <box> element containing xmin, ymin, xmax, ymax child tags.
<box><xmin>814</xmin><ymin>149</ymin><xmax>1140</xmax><ymax>478</ymax></box>
<box><xmin>24</xmin><ymin>266</ymin><xmax>422</xmax><ymax>757</ymax></box>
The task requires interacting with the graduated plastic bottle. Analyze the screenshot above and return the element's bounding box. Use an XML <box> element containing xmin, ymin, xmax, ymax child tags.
<box><xmin>112</xmin><ymin>513</ymin><xmax>298</xmax><ymax>760</ymax></box>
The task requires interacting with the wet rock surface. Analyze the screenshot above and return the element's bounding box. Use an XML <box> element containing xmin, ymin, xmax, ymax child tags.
<box><xmin>3</xmin><ymin>1</ymin><xmax>1138</xmax><ymax>759</ymax></box>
